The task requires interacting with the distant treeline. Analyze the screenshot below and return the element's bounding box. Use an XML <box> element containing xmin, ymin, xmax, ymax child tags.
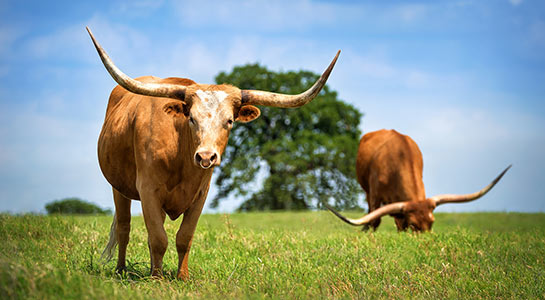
<box><xmin>45</xmin><ymin>197</ymin><xmax>111</xmax><ymax>215</ymax></box>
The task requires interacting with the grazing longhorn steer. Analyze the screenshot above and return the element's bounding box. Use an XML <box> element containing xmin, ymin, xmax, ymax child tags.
<box><xmin>87</xmin><ymin>27</ymin><xmax>340</xmax><ymax>279</ymax></box>
<box><xmin>325</xmin><ymin>129</ymin><xmax>510</xmax><ymax>232</ymax></box>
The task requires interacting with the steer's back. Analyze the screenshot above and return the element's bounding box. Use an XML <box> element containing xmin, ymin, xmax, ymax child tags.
<box><xmin>97</xmin><ymin>76</ymin><xmax>195</xmax><ymax>200</ymax></box>
<box><xmin>356</xmin><ymin>129</ymin><xmax>425</xmax><ymax>205</ymax></box>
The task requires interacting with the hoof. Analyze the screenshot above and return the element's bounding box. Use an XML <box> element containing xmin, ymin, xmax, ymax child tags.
<box><xmin>151</xmin><ymin>269</ymin><xmax>164</xmax><ymax>278</ymax></box>
<box><xmin>177</xmin><ymin>270</ymin><xmax>189</xmax><ymax>281</ymax></box>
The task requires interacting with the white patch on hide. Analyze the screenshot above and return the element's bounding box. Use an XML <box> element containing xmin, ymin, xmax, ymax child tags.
<box><xmin>195</xmin><ymin>90</ymin><xmax>228</xmax><ymax>113</ymax></box>
<box><xmin>192</xmin><ymin>90</ymin><xmax>230</xmax><ymax>163</ymax></box>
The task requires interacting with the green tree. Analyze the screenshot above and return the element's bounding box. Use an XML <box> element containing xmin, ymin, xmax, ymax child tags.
<box><xmin>45</xmin><ymin>197</ymin><xmax>112</xmax><ymax>215</ymax></box>
<box><xmin>211</xmin><ymin>64</ymin><xmax>363</xmax><ymax>211</ymax></box>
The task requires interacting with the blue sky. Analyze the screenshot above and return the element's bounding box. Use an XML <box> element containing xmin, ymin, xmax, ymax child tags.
<box><xmin>1</xmin><ymin>0</ymin><xmax>544</xmax><ymax>214</ymax></box>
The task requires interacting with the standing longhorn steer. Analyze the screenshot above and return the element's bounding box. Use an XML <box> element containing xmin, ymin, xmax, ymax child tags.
<box><xmin>87</xmin><ymin>27</ymin><xmax>340</xmax><ymax>279</ymax></box>
<box><xmin>325</xmin><ymin>129</ymin><xmax>510</xmax><ymax>232</ymax></box>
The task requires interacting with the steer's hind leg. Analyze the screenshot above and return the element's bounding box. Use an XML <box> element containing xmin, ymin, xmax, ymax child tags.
<box><xmin>113</xmin><ymin>188</ymin><xmax>131</xmax><ymax>273</ymax></box>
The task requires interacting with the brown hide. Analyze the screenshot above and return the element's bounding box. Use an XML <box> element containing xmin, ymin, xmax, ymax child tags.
<box><xmin>98</xmin><ymin>76</ymin><xmax>260</xmax><ymax>279</ymax></box>
<box><xmin>99</xmin><ymin>76</ymin><xmax>213</xmax><ymax>215</ymax></box>
<box><xmin>355</xmin><ymin>129</ymin><xmax>430</xmax><ymax>230</ymax></box>
<box><xmin>325</xmin><ymin>129</ymin><xmax>510</xmax><ymax>232</ymax></box>
<box><xmin>356</xmin><ymin>129</ymin><xmax>426</xmax><ymax>205</ymax></box>
<box><xmin>87</xmin><ymin>27</ymin><xmax>340</xmax><ymax>279</ymax></box>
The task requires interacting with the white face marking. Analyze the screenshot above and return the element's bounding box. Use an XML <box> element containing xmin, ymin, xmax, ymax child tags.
<box><xmin>191</xmin><ymin>90</ymin><xmax>231</xmax><ymax>167</ymax></box>
<box><xmin>428</xmin><ymin>212</ymin><xmax>434</xmax><ymax>220</ymax></box>
<box><xmin>194</xmin><ymin>89</ymin><xmax>230</xmax><ymax>124</ymax></box>
<box><xmin>195</xmin><ymin>90</ymin><xmax>228</xmax><ymax>112</ymax></box>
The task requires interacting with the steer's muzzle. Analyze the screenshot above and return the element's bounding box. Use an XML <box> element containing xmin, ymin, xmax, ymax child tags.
<box><xmin>194</xmin><ymin>151</ymin><xmax>219</xmax><ymax>169</ymax></box>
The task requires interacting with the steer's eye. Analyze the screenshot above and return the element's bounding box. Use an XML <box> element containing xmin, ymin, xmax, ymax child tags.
<box><xmin>189</xmin><ymin>116</ymin><xmax>195</xmax><ymax>124</ymax></box>
<box><xmin>227</xmin><ymin>119</ymin><xmax>234</xmax><ymax>126</ymax></box>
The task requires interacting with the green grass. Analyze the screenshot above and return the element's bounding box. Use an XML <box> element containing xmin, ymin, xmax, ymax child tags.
<box><xmin>1</xmin><ymin>211</ymin><xmax>544</xmax><ymax>299</ymax></box>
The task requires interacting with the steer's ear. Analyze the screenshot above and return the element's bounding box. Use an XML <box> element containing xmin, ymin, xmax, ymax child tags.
<box><xmin>163</xmin><ymin>101</ymin><xmax>191</xmax><ymax>117</ymax></box>
<box><xmin>236</xmin><ymin>105</ymin><xmax>260</xmax><ymax>123</ymax></box>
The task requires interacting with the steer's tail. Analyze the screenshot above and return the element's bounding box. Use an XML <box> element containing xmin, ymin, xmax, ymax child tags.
<box><xmin>100</xmin><ymin>213</ymin><xmax>118</xmax><ymax>263</ymax></box>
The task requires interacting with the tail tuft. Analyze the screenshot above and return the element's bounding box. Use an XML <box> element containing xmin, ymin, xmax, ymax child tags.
<box><xmin>100</xmin><ymin>214</ymin><xmax>118</xmax><ymax>263</ymax></box>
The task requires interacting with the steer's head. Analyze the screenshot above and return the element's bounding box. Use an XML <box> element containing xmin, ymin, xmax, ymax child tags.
<box><xmin>183</xmin><ymin>84</ymin><xmax>260</xmax><ymax>169</ymax></box>
<box><xmin>324</xmin><ymin>165</ymin><xmax>511</xmax><ymax>232</ymax></box>
<box><xmin>398</xmin><ymin>199</ymin><xmax>436</xmax><ymax>231</ymax></box>
<box><xmin>86</xmin><ymin>27</ymin><xmax>339</xmax><ymax>170</ymax></box>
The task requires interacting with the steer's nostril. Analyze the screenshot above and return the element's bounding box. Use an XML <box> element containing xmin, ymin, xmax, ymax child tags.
<box><xmin>195</xmin><ymin>151</ymin><xmax>217</xmax><ymax>169</ymax></box>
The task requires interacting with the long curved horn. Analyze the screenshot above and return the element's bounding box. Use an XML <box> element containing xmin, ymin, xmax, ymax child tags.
<box><xmin>241</xmin><ymin>50</ymin><xmax>340</xmax><ymax>108</ymax></box>
<box><xmin>323</xmin><ymin>202</ymin><xmax>405</xmax><ymax>226</ymax></box>
<box><xmin>86</xmin><ymin>27</ymin><xmax>186</xmax><ymax>100</ymax></box>
<box><xmin>430</xmin><ymin>165</ymin><xmax>512</xmax><ymax>206</ymax></box>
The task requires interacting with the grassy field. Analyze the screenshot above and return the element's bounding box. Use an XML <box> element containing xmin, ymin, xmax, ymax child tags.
<box><xmin>1</xmin><ymin>211</ymin><xmax>544</xmax><ymax>299</ymax></box>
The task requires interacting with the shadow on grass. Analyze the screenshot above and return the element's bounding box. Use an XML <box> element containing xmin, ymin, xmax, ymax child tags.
<box><xmin>83</xmin><ymin>253</ymin><xmax>181</xmax><ymax>282</ymax></box>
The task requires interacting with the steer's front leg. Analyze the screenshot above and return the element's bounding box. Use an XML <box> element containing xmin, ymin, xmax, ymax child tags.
<box><xmin>176</xmin><ymin>191</ymin><xmax>207</xmax><ymax>280</ymax></box>
<box><xmin>141</xmin><ymin>194</ymin><xmax>168</xmax><ymax>278</ymax></box>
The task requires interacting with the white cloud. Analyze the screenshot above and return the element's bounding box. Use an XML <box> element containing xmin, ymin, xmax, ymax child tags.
<box><xmin>131</xmin><ymin>33</ymin><xmax>335</xmax><ymax>84</ymax></box>
<box><xmin>23</xmin><ymin>15</ymin><xmax>150</xmax><ymax>68</ymax></box>
<box><xmin>2</xmin><ymin>1</ymin><xmax>544</xmax><ymax>214</ymax></box>
<box><xmin>0</xmin><ymin>16</ymin><xmax>149</xmax><ymax>213</ymax></box>
<box><xmin>421</xmin><ymin>108</ymin><xmax>543</xmax><ymax>212</ymax></box>
<box><xmin>509</xmin><ymin>0</ymin><xmax>523</xmax><ymax>6</ymax></box>
<box><xmin>173</xmin><ymin>0</ymin><xmax>341</xmax><ymax>31</ymax></box>
<box><xmin>0</xmin><ymin>100</ymin><xmax>110</xmax><ymax>212</ymax></box>
<box><xmin>328</xmin><ymin>47</ymin><xmax>544</xmax><ymax>212</ymax></box>
<box><xmin>329</xmin><ymin>49</ymin><xmax>440</xmax><ymax>95</ymax></box>
<box><xmin>173</xmin><ymin>1</ymin><xmax>435</xmax><ymax>32</ymax></box>
<box><xmin>348</xmin><ymin>54</ymin><xmax>396</xmax><ymax>79</ymax></box>
<box><xmin>351</xmin><ymin>96</ymin><xmax>544</xmax><ymax>212</ymax></box>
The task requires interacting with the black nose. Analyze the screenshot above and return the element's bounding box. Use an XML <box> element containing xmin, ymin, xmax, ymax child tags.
<box><xmin>195</xmin><ymin>151</ymin><xmax>218</xmax><ymax>169</ymax></box>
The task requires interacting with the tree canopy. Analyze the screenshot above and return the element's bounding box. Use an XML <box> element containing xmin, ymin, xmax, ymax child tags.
<box><xmin>45</xmin><ymin>197</ymin><xmax>112</xmax><ymax>215</ymax></box>
<box><xmin>211</xmin><ymin>64</ymin><xmax>363</xmax><ymax>211</ymax></box>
